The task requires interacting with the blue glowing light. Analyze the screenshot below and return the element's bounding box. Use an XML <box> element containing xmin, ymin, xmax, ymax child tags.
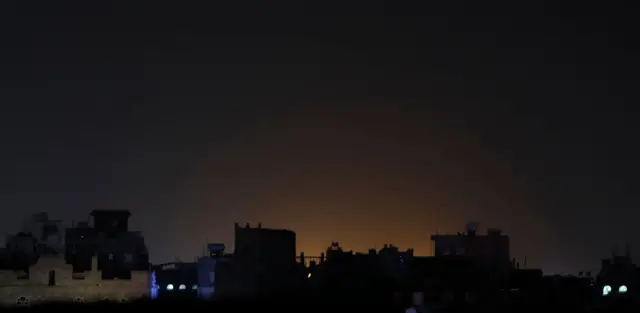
<box><xmin>150</xmin><ymin>271</ymin><xmax>158</xmax><ymax>299</ymax></box>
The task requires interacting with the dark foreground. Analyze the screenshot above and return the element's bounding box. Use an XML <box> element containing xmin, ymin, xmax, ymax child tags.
<box><xmin>0</xmin><ymin>286</ymin><xmax>640</xmax><ymax>313</ymax></box>
<box><xmin>2</xmin><ymin>294</ymin><xmax>640</xmax><ymax>313</ymax></box>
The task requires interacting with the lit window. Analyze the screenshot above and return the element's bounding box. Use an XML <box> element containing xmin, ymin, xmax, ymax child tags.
<box><xmin>619</xmin><ymin>285</ymin><xmax>628</xmax><ymax>294</ymax></box>
<box><xmin>167</xmin><ymin>284</ymin><xmax>174</xmax><ymax>291</ymax></box>
<box><xmin>179</xmin><ymin>284</ymin><xmax>186</xmax><ymax>290</ymax></box>
<box><xmin>603</xmin><ymin>285</ymin><xmax>611</xmax><ymax>296</ymax></box>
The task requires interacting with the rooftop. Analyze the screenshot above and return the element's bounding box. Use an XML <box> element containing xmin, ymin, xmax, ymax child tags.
<box><xmin>90</xmin><ymin>210</ymin><xmax>131</xmax><ymax>217</ymax></box>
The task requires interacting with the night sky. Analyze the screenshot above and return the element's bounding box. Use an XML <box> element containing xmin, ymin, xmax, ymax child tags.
<box><xmin>0</xmin><ymin>2</ymin><xmax>637</xmax><ymax>274</ymax></box>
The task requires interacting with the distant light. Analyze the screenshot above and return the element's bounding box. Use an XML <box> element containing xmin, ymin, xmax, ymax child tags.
<box><xmin>603</xmin><ymin>285</ymin><xmax>611</xmax><ymax>296</ymax></box>
<box><xmin>192</xmin><ymin>284</ymin><xmax>198</xmax><ymax>290</ymax></box>
<box><xmin>179</xmin><ymin>284</ymin><xmax>186</xmax><ymax>290</ymax></box>
<box><xmin>307</xmin><ymin>273</ymin><xmax>311</xmax><ymax>278</ymax></box>
<box><xmin>619</xmin><ymin>285</ymin><xmax>628</xmax><ymax>294</ymax></box>
<box><xmin>150</xmin><ymin>271</ymin><xmax>158</xmax><ymax>299</ymax></box>
<box><xmin>167</xmin><ymin>284</ymin><xmax>174</xmax><ymax>291</ymax></box>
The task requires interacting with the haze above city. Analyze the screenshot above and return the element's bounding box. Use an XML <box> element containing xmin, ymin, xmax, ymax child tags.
<box><xmin>0</xmin><ymin>2</ymin><xmax>638</xmax><ymax>275</ymax></box>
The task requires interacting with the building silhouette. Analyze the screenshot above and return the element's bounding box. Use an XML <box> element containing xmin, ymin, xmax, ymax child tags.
<box><xmin>296</xmin><ymin>223</ymin><xmax>546</xmax><ymax>309</ymax></box>
<box><xmin>231</xmin><ymin>222</ymin><xmax>297</xmax><ymax>295</ymax></box>
<box><xmin>152</xmin><ymin>222</ymin><xmax>299</xmax><ymax>299</ymax></box>
<box><xmin>301</xmin><ymin>242</ymin><xmax>412</xmax><ymax>297</ymax></box>
<box><xmin>0</xmin><ymin>210</ymin><xmax>150</xmax><ymax>306</ymax></box>
<box><xmin>597</xmin><ymin>246</ymin><xmax>637</xmax><ymax>298</ymax></box>
<box><xmin>151</xmin><ymin>262</ymin><xmax>198</xmax><ymax>299</ymax></box>
<box><xmin>430</xmin><ymin>222</ymin><xmax>510</xmax><ymax>274</ymax></box>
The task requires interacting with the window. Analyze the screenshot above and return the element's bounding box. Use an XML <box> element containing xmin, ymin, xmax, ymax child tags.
<box><xmin>48</xmin><ymin>270</ymin><xmax>56</xmax><ymax>286</ymax></box>
<box><xmin>71</xmin><ymin>259</ymin><xmax>86</xmax><ymax>280</ymax></box>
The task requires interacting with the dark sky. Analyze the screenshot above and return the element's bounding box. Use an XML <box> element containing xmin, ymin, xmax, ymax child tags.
<box><xmin>0</xmin><ymin>1</ymin><xmax>637</xmax><ymax>274</ymax></box>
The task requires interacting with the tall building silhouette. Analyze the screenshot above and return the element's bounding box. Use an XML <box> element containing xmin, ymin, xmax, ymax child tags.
<box><xmin>430</xmin><ymin>222</ymin><xmax>510</xmax><ymax>273</ymax></box>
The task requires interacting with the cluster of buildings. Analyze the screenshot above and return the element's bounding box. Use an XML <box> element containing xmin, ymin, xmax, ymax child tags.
<box><xmin>152</xmin><ymin>222</ymin><xmax>298</xmax><ymax>299</ymax></box>
<box><xmin>155</xmin><ymin>221</ymin><xmax>525</xmax><ymax>306</ymax></box>
<box><xmin>597</xmin><ymin>248</ymin><xmax>637</xmax><ymax>298</ymax></box>
<box><xmin>0</xmin><ymin>211</ymin><xmax>639</xmax><ymax>308</ymax></box>
<box><xmin>0</xmin><ymin>210</ymin><xmax>149</xmax><ymax>306</ymax></box>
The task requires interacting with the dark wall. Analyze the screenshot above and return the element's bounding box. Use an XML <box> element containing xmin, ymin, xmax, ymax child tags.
<box><xmin>232</xmin><ymin>224</ymin><xmax>298</xmax><ymax>295</ymax></box>
<box><xmin>234</xmin><ymin>225</ymin><xmax>296</xmax><ymax>267</ymax></box>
